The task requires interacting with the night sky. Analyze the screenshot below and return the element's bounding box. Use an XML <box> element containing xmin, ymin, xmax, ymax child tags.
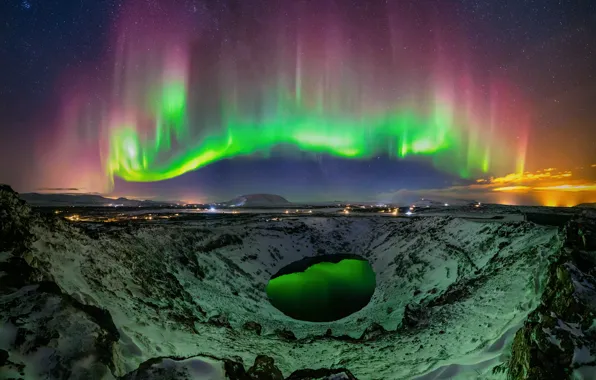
<box><xmin>1</xmin><ymin>0</ymin><xmax>595</xmax><ymax>204</ymax></box>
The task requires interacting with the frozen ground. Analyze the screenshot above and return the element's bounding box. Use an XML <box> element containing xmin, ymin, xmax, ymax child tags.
<box><xmin>1</xmin><ymin>185</ymin><xmax>595</xmax><ymax>379</ymax></box>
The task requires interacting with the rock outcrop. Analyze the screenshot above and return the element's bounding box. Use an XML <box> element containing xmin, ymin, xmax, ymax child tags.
<box><xmin>0</xmin><ymin>185</ymin><xmax>120</xmax><ymax>379</ymax></box>
<box><xmin>121</xmin><ymin>354</ymin><xmax>357</xmax><ymax>380</ymax></box>
<box><xmin>503</xmin><ymin>218</ymin><xmax>596</xmax><ymax>379</ymax></box>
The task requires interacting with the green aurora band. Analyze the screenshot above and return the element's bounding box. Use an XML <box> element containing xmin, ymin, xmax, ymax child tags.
<box><xmin>106</xmin><ymin>84</ymin><xmax>511</xmax><ymax>183</ymax></box>
<box><xmin>90</xmin><ymin>2</ymin><xmax>530</xmax><ymax>188</ymax></box>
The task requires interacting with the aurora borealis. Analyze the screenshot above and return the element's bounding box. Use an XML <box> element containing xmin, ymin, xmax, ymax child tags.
<box><xmin>1</xmin><ymin>0</ymin><xmax>596</xmax><ymax>204</ymax></box>
<box><xmin>101</xmin><ymin>0</ymin><xmax>529</xmax><ymax>185</ymax></box>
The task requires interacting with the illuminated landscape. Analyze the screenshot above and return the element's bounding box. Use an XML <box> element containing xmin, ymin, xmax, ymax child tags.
<box><xmin>1</xmin><ymin>0</ymin><xmax>596</xmax><ymax>379</ymax></box>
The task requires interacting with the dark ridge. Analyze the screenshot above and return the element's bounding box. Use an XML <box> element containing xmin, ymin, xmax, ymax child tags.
<box><xmin>0</xmin><ymin>349</ymin><xmax>8</xmax><ymax>366</ymax></box>
<box><xmin>270</xmin><ymin>253</ymin><xmax>366</xmax><ymax>279</ymax></box>
<box><xmin>0</xmin><ymin>184</ymin><xmax>34</xmax><ymax>253</ymax></box>
<box><xmin>504</xmin><ymin>217</ymin><xmax>596</xmax><ymax>378</ymax></box>
<box><xmin>25</xmin><ymin>278</ymin><xmax>120</xmax><ymax>344</ymax></box>
<box><xmin>200</xmin><ymin>234</ymin><xmax>243</xmax><ymax>253</ymax></box>
<box><xmin>575</xmin><ymin>203</ymin><xmax>596</xmax><ymax>208</ymax></box>
<box><xmin>1</xmin><ymin>185</ymin><xmax>120</xmax><ymax>370</ymax></box>
<box><xmin>1</xmin><ymin>256</ymin><xmax>120</xmax><ymax>373</ymax></box>
<box><xmin>525</xmin><ymin>212</ymin><xmax>574</xmax><ymax>226</ymax></box>
<box><xmin>127</xmin><ymin>354</ymin><xmax>237</xmax><ymax>379</ymax></box>
<box><xmin>19</xmin><ymin>192</ymin><xmax>177</xmax><ymax>207</ymax></box>
<box><xmin>247</xmin><ymin>355</ymin><xmax>284</xmax><ymax>380</ymax></box>
<box><xmin>121</xmin><ymin>353</ymin><xmax>359</xmax><ymax>380</ymax></box>
<box><xmin>225</xmin><ymin>193</ymin><xmax>291</xmax><ymax>207</ymax></box>
<box><xmin>243</xmin><ymin>321</ymin><xmax>262</xmax><ymax>335</ymax></box>
<box><xmin>286</xmin><ymin>368</ymin><xmax>358</xmax><ymax>380</ymax></box>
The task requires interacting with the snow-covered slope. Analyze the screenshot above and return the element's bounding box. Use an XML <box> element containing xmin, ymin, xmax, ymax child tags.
<box><xmin>0</xmin><ymin>185</ymin><xmax>583</xmax><ymax>379</ymax></box>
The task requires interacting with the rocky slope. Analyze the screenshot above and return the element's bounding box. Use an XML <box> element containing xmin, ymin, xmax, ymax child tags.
<box><xmin>498</xmin><ymin>216</ymin><xmax>596</xmax><ymax>379</ymax></box>
<box><xmin>2</xmin><ymin>184</ymin><xmax>593</xmax><ymax>379</ymax></box>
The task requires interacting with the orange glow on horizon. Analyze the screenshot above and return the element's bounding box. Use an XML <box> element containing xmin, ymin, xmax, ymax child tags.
<box><xmin>487</xmin><ymin>170</ymin><xmax>573</xmax><ymax>185</ymax></box>
<box><xmin>481</xmin><ymin>166</ymin><xmax>596</xmax><ymax>207</ymax></box>
<box><xmin>493</xmin><ymin>186</ymin><xmax>531</xmax><ymax>192</ymax></box>
<box><xmin>534</xmin><ymin>184</ymin><xmax>596</xmax><ymax>192</ymax></box>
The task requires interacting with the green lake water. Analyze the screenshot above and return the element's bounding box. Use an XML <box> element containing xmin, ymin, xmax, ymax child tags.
<box><xmin>266</xmin><ymin>258</ymin><xmax>376</xmax><ymax>322</ymax></box>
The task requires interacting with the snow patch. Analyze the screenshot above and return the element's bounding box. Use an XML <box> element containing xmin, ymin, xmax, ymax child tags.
<box><xmin>573</xmin><ymin>346</ymin><xmax>595</xmax><ymax>365</ymax></box>
<box><xmin>556</xmin><ymin>320</ymin><xmax>584</xmax><ymax>337</ymax></box>
<box><xmin>573</xmin><ymin>366</ymin><xmax>596</xmax><ymax>380</ymax></box>
<box><xmin>542</xmin><ymin>328</ymin><xmax>563</xmax><ymax>350</ymax></box>
<box><xmin>149</xmin><ymin>357</ymin><xmax>225</xmax><ymax>380</ymax></box>
<box><xmin>0</xmin><ymin>320</ymin><xmax>17</xmax><ymax>349</ymax></box>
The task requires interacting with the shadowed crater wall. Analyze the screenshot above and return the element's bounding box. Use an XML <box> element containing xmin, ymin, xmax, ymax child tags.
<box><xmin>266</xmin><ymin>254</ymin><xmax>376</xmax><ymax>322</ymax></box>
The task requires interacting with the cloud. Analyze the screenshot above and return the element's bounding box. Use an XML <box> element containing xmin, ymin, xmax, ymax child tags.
<box><xmin>36</xmin><ymin>188</ymin><xmax>81</xmax><ymax>191</ymax></box>
<box><xmin>377</xmin><ymin>167</ymin><xmax>596</xmax><ymax>207</ymax></box>
<box><xmin>377</xmin><ymin>184</ymin><xmax>493</xmax><ymax>204</ymax></box>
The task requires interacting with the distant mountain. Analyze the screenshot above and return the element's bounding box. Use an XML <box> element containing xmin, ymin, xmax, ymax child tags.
<box><xmin>408</xmin><ymin>198</ymin><xmax>476</xmax><ymax>208</ymax></box>
<box><xmin>19</xmin><ymin>193</ymin><xmax>176</xmax><ymax>207</ymax></box>
<box><xmin>224</xmin><ymin>194</ymin><xmax>291</xmax><ymax>207</ymax></box>
<box><xmin>575</xmin><ymin>203</ymin><xmax>596</xmax><ymax>208</ymax></box>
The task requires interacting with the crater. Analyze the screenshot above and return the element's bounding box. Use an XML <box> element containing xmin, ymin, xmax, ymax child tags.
<box><xmin>266</xmin><ymin>254</ymin><xmax>376</xmax><ymax>322</ymax></box>
<box><xmin>1</xmin><ymin>189</ymin><xmax>563</xmax><ymax>380</ymax></box>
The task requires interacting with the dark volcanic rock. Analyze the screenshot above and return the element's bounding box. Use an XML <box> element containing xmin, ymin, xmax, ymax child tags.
<box><xmin>178</xmin><ymin>253</ymin><xmax>206</xmax><ymax>280</ymax></box>
<box><xmin>0</xmin><ymin>349</ymin><xmax>8</xmax><ymax>366</ymax></box>
<box><xmin>124</xmin><ymin>354</ymin><xmax>355</xmax><ymax>380</ymax></box>
<box><xmin>401</xmin><ymin>303</ymin><xmax>428</xmax><ymax>329</ymax></box>
<box><xmin>505</xmin><ymin>218</ymin><xmax>596</xmax><ymax>379</ymax></box>
<box><xmin>1</xmin><ymin>278</ymin><xmax>120</xmax><ymax>378</ymax></box>
<box><xmin>224</xmin><ymin>359</ymin><xmax>252</xmax><ymax>380</ymax></box>
<box><xmin>286</xmin><ymin>368</ymin><xmax>358</xmax><ymax>380</ymax></box>
<box><xmin>0</xmin><ymin>256</ymin><xmax>45</xmax><ymax>291</ymax></box>
<box><xmin>201</xmin><ymin>233</ymin><xmax>243</xmax><ymax>252</ymax></box>
<box><xmin>275</xmin><ymin>329</ymin><xmax>297</xmax><ymax>341</ymax></box>
<box><xmin>0</xmin><ymin>184</ymin><xmax>33</xmax><ymax>253</ymax></box>
<box><xmin>247</xmin><ymin>355</ymin><xmax>284</xmax><ymax>380</ymax></box>
<box><xmin>243</xmin><ymin>321</ymin><xmax>262</xmax><ymax>335</ymax></box>
<box><xmin>359</xmin><ymin>323</ymin><xmax>387</xmax><ymax>341</ymax></box>
<box><xmin>208</xmin><ymin>314</ymin><xmax>232</xmax><ymax>328</ymax></box>
<box><xmin>121</xmin><ymin>355</ymin><xmax>236</xmax><ymax>380</ymax></box>
<box><xmin>0</xmin><ymin>185</ymin><xmax>120</xmax><ymax>379</ymax></box>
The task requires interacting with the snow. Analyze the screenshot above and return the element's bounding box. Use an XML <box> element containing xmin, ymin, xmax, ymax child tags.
<box><xmin>542</xmin><ymin>328</ymin><xmax>564</xmax><ymax>350</ymax></box>
<box><xmin>0</xmin><ymin>320</ymin><xmax>17</xmax><ymax>349</ymax></box>
<box><xmin>573</xmin><ymin>346</ymin><xmax>595</xmax><ymax>365</ymax></box>
<box><xmin>556</xmin><ymin>320</ymin><xmax>585</xmax><ymax>337</ymax></box>
<box><xmin>139</xmin><ymin>357</ymin><xmax>226</xmax><ymax>380</ymax></box>
<box><xmin>0</xmin><ymin>183</ymin><xmax>568</xmax><ymax>380</ymax></box>
<box><xmin>573</xmin><ymin>366</ymin><xmax>596</xmax><ymax>380</ymax></box>
<box><xmin>1</xmin><ymin>196</ymin><xmax>564</xmax><ymax>379</ymax></box>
